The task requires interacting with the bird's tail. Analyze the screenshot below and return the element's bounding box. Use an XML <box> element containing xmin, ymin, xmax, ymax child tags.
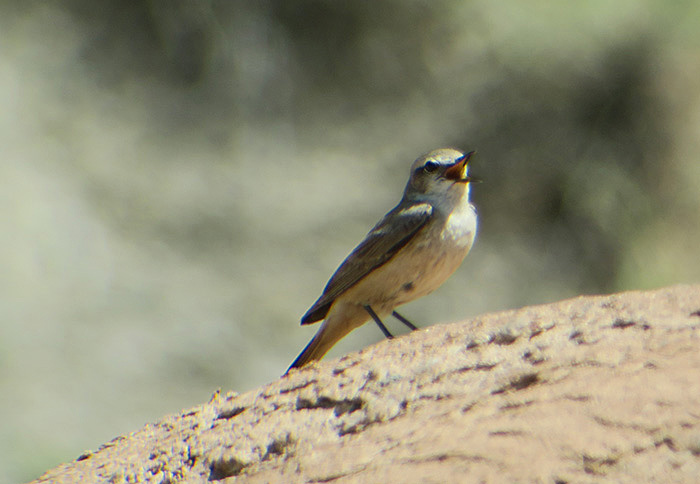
<box><xmin>285</xmin><ymin>317</ymin><xmax>352</xmax><ymax>374</ymax></box>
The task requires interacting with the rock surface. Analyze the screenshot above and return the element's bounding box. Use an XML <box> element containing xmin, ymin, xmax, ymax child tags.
<box><xmin>32</xmin><ymin>285</ymin><xmax>700</xmax><ymax>483</ymax></box>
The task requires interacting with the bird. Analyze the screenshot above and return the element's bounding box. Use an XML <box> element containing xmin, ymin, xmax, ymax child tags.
<box><xmin>286</xmin><ymin>148</ymin><xmax>478</xmax><ymax>372</ymax></box>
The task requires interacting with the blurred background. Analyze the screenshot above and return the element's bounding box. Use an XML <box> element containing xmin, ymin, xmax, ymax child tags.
<box><xmin>2</xmin><ymin>1</ymin><xmax>699</xmax><ymax>481</ymax></box>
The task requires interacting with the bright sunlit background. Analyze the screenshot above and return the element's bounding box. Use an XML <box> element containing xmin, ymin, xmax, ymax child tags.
<box><xmin>2</xmin><ymin>1</ymin><xmax>700</xmax><ymax>482</ymax></box>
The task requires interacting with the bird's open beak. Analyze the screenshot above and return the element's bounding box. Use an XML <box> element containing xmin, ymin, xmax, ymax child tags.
<box><xmin>444</xmin><ymin>151</ymin><xmax>475</xmax><ymax>183</ymax></box>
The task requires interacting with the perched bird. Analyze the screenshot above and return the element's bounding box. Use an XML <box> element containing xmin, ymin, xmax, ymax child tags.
<box><xmin>287</xmin><ymin>148</ymin><xmax>478</xmax><ymax>372</ymax></box>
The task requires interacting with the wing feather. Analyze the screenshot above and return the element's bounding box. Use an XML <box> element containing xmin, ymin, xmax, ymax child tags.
<box><xmin>301</xmin><ymin>202</ymin><xmax>433</xmax><ymax>324</ymax></box>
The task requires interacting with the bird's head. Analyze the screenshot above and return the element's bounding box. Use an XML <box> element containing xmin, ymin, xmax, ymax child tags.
<box><xmin>403</xmin><ymin>148</ymin><xmax>477</xmax><ymax>205</ymax></box>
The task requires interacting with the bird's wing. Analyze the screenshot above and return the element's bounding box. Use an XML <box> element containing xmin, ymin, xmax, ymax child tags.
<box><xmin>301</xmin><ymin>202</ymin><xmax>433</xmax><ymax>324</ymax></box>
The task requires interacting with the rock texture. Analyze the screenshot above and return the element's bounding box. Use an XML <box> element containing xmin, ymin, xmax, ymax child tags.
<box><xmin>33</xmin><ymin>285</ymin><xmax>700</xmax><ymax>484</ymax></box>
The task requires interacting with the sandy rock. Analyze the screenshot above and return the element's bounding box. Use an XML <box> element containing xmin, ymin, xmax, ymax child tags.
<box><xmin>32</xmin><ymin>285</ymin><xmax>700</xmax><ymax>483</ymax></box>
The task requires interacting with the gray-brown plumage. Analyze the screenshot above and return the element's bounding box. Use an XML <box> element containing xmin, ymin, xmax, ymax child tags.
<box><xmin>287</xmin><ymin>148</ymin><xmax>478</xmax><ymax>372</ymax></box>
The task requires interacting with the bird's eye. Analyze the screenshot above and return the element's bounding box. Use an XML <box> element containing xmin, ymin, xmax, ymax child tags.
<box><xmin>423</xmin><ymin>161</ymin><xmax>439</xmax><ymax>173</ymax></box>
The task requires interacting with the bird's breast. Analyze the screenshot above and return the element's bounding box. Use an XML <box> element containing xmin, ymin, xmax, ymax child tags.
<box><xmin>439</xmin><ymin>203</ymin><xmax>478</xmax><ymax>248</ymax></box>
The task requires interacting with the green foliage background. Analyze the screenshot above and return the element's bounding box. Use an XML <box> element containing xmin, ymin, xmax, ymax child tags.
<box><xmin>2</xmin><ymin>1</ymin><xmax>699</xmax><ymax>481</ymax></box>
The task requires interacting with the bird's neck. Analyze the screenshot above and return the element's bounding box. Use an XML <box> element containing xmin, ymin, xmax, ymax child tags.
<box><xmin>409</xmin><ymin>185</ymin><xmax>471</xmax><ymax>215</ymax></box>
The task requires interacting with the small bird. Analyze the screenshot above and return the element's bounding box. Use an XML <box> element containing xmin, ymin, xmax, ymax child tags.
<box><xmin>287</xmin><ymin>148</ymin><xmax>478</xmax><ymax>372</ymax></box>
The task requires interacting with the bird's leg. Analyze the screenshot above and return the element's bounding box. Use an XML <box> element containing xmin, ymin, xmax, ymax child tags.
<box><xmin>363</xmin><ymin>305</ymin><xmax>394</xmax><ymax>339</ymax></box>
<box><xmin>392</xmin><ymin>311</ymin><xmax>419</xmax><ymax>331</ymax></box>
